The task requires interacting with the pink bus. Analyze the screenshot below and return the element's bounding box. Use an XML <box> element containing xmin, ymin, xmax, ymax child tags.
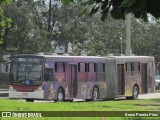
<box><xmin>9</xmin><ymin>54</ymin><xmax>155</xmax><ymax>102</ymax></box>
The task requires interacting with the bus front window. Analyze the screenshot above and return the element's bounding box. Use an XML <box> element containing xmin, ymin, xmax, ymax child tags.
<box><xmin>10</xmin><ymin>62</ymin><xmax>42</xmax><ymax>85</ymax></box>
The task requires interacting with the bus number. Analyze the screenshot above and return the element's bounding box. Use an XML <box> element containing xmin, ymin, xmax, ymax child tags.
<box><xmin>19</xmin><ymin>58</ymin><xmax>26</xmax><ymax>61</ymax></box>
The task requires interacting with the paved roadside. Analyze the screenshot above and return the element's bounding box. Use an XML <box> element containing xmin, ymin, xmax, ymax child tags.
<box><xmin>0</xmin><ymin>89</ymin><xmax>9</xmax><ymax>91</ymax></box>
<box><xmin>0</xmin><ymin>89</ymin><xmax>9</xmax><ymax>97</ymax></box>
<box><xmin>138</xmin><ymin>92</ymin><xmax>160</xmax><ymax>99</ymax></box>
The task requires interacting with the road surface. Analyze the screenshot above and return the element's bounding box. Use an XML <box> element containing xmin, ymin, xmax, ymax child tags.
<box><xmin>139</xmin><ymin>92</ymin><xmax>160</xmax><ymax>99</ymax></box>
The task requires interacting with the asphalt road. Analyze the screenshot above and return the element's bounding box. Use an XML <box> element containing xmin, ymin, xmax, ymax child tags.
<box><xmin>138</xmin><ymin>92</ymin><xmax>160</xmax><ymax>99</ymax></box>
<box><xmin>0</xmin><ymin>89</ymin><xmax>9</xmax><ymax>98</ymax></box>
<box><xmin>0</xmin><ymin>89</ymin><xmax>160</xmax><ymax>101</ymax></box>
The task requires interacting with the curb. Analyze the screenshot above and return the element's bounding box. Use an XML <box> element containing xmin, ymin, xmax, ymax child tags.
<box><xmin>0</xmin><ymin>89</ymin><xmax>9</xmax><ymax>91</ymax></box>
<box><xmin>0</xmin><ymin>93</ymin><xmax>9</xmax><ymax>97</ymax></box>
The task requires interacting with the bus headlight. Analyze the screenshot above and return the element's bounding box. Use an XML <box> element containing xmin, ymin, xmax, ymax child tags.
<box><xmin>9</xmin><ymin>85</ymin><xmax>16</xmax><ymax>91</ymax></box>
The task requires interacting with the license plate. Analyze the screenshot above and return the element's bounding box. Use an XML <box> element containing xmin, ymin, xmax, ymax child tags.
<box><xmin>22</xmin><ymin>93</ymin><xmax>28</xmax><ymax>96</ymax></box>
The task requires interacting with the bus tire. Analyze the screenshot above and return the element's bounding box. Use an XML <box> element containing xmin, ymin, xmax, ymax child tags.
<box><xmin>26</xmin><ymin>99</ymin><xmax>34</xmax><ymax>102</ymax></box>
<box><xmin>92</xmin><ymin>87</ymin><xmax>99</xmax><ymax>101</ymax></box>
<box><xmin>57</xmin><ymin>88</ymin><xmax>64</xmax><ymax>102</ymax></box>
<box><xmin>132</xmin><ymin>85</ymin><xmax>139</xmax><ymax>99</ymax></box>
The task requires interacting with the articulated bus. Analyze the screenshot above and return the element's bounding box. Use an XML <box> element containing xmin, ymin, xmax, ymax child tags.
<box><xmin>9</xmin><ymin>54</ymin><xmax>155</xmax><ymax>102</ymax></box>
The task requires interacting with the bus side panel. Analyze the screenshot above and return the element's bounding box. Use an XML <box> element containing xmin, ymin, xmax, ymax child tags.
<box><xmin>43</xmin><ymin>81</ymin><xmax>70</xmax><ymax>100</ymax></box>
<box><xmin>76</xmin><ymin>81</ymin><xmax>107</xmax><ymax>99</ymax></box>
<box><xmin>105</xmin><ymin>58</ymin><xmax>117</xmax><ymax>99</ymax></box>
<box><xmin>124</xmin><ymin>62</ymin><xmax>141</xmax><ymax>96</ymax></box>
<box><xmin>76</xmin><ymin>82</ymin><xmax>92</xmax><ymax>99</ymax></box>
<box><xmin>124</xmin><ymin>60</ymin><xmax>155</xmax><ymax>96</ymax></box>
<box><xmin>124</xmin><ymin>75</ymin><xmax>141</xmax><ymax>96</ymax></box>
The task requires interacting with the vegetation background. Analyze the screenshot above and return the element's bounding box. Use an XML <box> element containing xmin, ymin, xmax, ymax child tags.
<box><xmin>0</xmin><ymin>0</ymin><xmax>160</xmax><ymax>62</ymax></box>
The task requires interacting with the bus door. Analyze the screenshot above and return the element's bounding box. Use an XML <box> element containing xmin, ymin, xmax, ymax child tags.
<box><xmin>117</xmin><ymin>64</ymin><xmax>125</xmax><ymax>95</ymax></box>
<box><xmin>69</xmin><ymin>65</ymin><xmax>77</xmax><ymax>97</ymax></box>
<box><xmin>141</xmin><ymin>63</ymin><xmax>147</xmax><ymax>93</ymax></box>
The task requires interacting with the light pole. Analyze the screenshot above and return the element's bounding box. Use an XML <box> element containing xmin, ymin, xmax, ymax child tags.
<box><xmin>125</xmin><ymin>14</ymin><xmax>131</xmax><ymax>56</ymax></box>
<box><xmin>120</xmin><ymin>32</ymin><xmax>123</xmax><ymax>54</ymax></box>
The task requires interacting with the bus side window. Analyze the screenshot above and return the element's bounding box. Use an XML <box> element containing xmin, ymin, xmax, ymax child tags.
<box><xmin>78</xmin><ymin>63</ymin><xmax>86</xmax><ymax>72</ymax></box>
<box><xmin>133</xmin><ymin>62</ymin><xmax>140</xmax><ymax>71</ymax></box>
<box><xmin>88</xmin><ymin>63</ymin><xmax>95</xmax><ymax>72</ymax></box>
<box><xmin>97</xmin><ymin>63</ymin><xmax>105</xmax><ymax>72</ymax></box>
<box><xmin>55</xmin><ymin>62</ymin><xmax>65</xmax><ymax>72</ymax></box>
<box><xmin>125</xmin><ymin>62</ymin><xmax>132</xmax><ymax>71</ymax></box>
<box><xmin>44</xmin><ymin>68</ymin><xmax>53</xmax><ymax>81</ymax></box>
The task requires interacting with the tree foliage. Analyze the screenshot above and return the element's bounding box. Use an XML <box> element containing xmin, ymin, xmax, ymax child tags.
<box><xmin>2</xmin><ymin>0</ymin><xmax>160</xmax><ymax>63</ymax></box>
<box><xmin>3</xmin><ymin>0</ymin><xmax>52</xmax><ymax>54</ymax></box>
<box><xmin>63</xmin><ymin>0</ymin><xmax>160</xmax><ymax>21</ymax></box>
<box><xmin>0</xmin><ymin>0</ymin><xmax>12</xmax><ymax>43</ymax></box>
<box><xmin>0</xmin><ymin>0</ymin><xmax>12</xmax><ymax>61</ymax></box>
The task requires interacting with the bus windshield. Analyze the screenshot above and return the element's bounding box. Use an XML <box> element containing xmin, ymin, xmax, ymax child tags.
<box><xmin>10</xmin><ymin>62</ymin><xmax>42</xmax><ymax>85</ymax></box>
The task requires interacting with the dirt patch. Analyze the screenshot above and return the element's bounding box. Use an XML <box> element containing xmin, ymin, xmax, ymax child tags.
<box><xmin>134</xmin><ymin>104</ymin><xmax>160</xmax><ymax>106</ymax></box>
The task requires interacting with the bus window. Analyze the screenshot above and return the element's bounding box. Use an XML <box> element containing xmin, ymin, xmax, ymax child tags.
<box><xmin>97</xmin><ymin>63</ymin><xmax>105</xmax><ymax>72</ymax></box>
<box><xmin>125</xmin><ymin>62</ymin><xmax>132</xmax><ymax>71</ymax></box>
<box><xmin>88</xmin><ymin>63</ymin><xmax>96</xmax><ymax>72</ymax></box>
<box><xmin>78</xmin><ymin>63</ymin><xmax>86</xmax><ymax>72</ymax></box>
<box><xmin>88</xmin><ymin>63</ymin><xmax>95</xmax><ymax>72</ymax></box>
<box><xmin>133</xmin><ymin>62</ymin><xmax>140</xmax><ymax>71</ymax></box>
<box><xmin>44</xmin><ymin>68</ymin><xmax>53</xmax><ymax>81</ymax></box>
<box><xmin>55</xmin><ymin>62</ymin><xmax>65</xmax><ymax>72</ymax></box>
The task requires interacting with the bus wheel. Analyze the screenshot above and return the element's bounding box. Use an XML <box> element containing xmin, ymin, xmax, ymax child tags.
<box><xmin>57</xmin><ymin>88</ymin><xmax>64</xmax><ymax>102</ymax></box>
<box><xmin>132</xmin><ymin>86</ymin><xmax>139</xmax><ymax>99</ymax></box>
<box><xmin>92</xmin><ymin>87</ymin><xmax>99</xmax><ymax>101</ymax></box>
<box><xmin>26</xmin><ymin>99</ymin><xmax>34</xmax><ymax>102</ymax></box>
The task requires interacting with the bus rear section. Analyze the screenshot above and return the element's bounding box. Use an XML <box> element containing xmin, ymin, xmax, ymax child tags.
<box><xmin>9</xmin><ymin>56</ymin><xmax>44</xmax><ymax>102</ymax></box>
<box><xmin>114</xmin><ymin>56</ymin><xmax>155</xmax><ymax>99</ymax></box>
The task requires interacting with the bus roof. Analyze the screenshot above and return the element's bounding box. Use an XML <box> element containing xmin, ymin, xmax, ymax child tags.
<box><xmin>12</xmin><ymin>54</ymin><xmax>154</xmax><ymax>61</ymax></box>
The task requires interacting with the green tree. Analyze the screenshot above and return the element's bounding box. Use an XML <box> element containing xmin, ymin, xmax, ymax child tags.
<box><xmin>131</xmin><ymin>18</ymin><xmax>160</xmax><ymax>62</ymax></box>
<box><xmin>0</xmin><ymin>0</ymin><xmax>12</xmax><ymax>44</ymax></box>
<box><xmin>62</xmin><ymin>0</ymin><xmax>160</xmax><ymax>21</ymax></box>
<box><xmin>0</xmin><ymin>0</ymin><xmax>12</xmax><ymax>61</ymax></box>
<box><xmin>3</xmin><ymin>0</ymin><xmax>52</xmax><ymax>54</ymax></box>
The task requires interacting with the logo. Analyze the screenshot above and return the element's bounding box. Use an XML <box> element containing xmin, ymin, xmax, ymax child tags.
<box><xmin>2</xmin><ymin>112</ymin><xmax>11</xmax><ymax>117</ymax></box>
<box><xmin>25</xmin><ymin>79</ymin><xmax>30</xmax><ymax>85</ymax></box>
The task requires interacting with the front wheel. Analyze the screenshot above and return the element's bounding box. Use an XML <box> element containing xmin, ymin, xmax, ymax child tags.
<box><xmin>92</xmin><ymin>87</ymin><xmax>99</xmax><ymax>101</ymax></box>
<box><xmin>57</xmin><ymin>88</ymin><xmax>65</xmax><ymax>102</ymax></box>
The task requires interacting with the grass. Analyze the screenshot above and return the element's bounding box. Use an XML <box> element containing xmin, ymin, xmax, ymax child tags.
<box><xmin>0</xmin><ymin>98</ymin><xmax>160</xmax><ymax>120</ymax></box>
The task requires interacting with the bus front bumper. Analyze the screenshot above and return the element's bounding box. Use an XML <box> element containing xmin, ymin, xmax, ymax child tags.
<box><xmin>9</xmin><ymin>90</ymin><xmax>44</xmax><ymax>99</ymax></box>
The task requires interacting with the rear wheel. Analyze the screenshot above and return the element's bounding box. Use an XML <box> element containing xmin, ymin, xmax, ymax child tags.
<box><xmin>92</xmin><ymin>87</ymin><xmax>99</xmax><ymax>101</ymax></box>
<box><xmin>57</xmin><ymin>88</ymin><xmax>64</xmax><ymax>102</ymax></box>
<box><xmin>132</xmin><ymin>86</ymin><xmax>139</xmax><ymax>99</ymax></box>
